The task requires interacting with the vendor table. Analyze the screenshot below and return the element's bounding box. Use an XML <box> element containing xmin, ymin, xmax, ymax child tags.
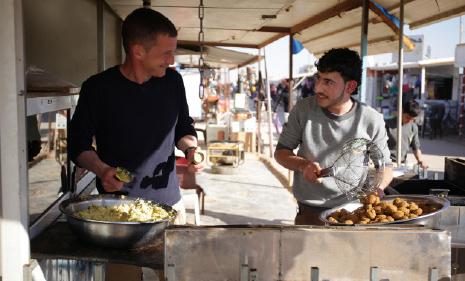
<box><xmin>31</xmin><ymin>222</ymin><xmax>455</xmax><ymax>280</ymax></box>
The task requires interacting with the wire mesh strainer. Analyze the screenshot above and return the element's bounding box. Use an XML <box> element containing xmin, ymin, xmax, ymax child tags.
<box><xmin>318</xmin><ymin>138</ymin><xmax>386</xmax><ymax>199</ymax></box>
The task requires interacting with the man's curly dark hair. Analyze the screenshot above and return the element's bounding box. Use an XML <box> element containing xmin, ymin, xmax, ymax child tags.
<box><xmin>315</xmin><ymin>48</ymin><xmax>362</xmax><ymax>95</ymax></box>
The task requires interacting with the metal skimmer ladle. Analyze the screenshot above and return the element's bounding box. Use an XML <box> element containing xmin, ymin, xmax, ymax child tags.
<box><xmin>318</xmin><ymin>138</ymin><xmax>387</xmax><ymax>199</ymax></box>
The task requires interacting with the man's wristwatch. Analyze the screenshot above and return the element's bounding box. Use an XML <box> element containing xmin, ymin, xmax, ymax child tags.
<box><xmin>184</xmin><ymin>146</ymin><xmax>197</xmax><ymax>158</ymax></box>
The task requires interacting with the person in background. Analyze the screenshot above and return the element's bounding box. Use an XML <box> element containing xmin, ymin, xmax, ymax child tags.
<box><xmin>69</xmin><ymin>8</ymin><xmax>204</xmax><ymax>225</ymax></box>
<box><xmin>300</xmin><ymin>75</ymin><xmax>315</xmax><ymax>99</ymax></box>
<box><xmin>277</xmin><ymin>79</ymin><xmax>290</xmax><ymax>112</ymax></box>
<box><xmin>270</xmin><ymin>83</ymin><xmax>280</xmax><ymax>134</ymax></box>
<box><xmin>271</xmin><ymin>81</ymin><xmax>287</xmax><ymax>134</ymax></box>
<box><xmin>385</xmin><ymin>100</ymin><xmax>428</xmax><ymax>169</ymax></box>
<box><xmin>428</xmin><ymin>101</ymin><xmax>446</xmax><ymax>139</ymax></box>
<box><xmin>274</xmin><ymin>48</ymin><xmax>393</xmax><ymax>225</ymax></box>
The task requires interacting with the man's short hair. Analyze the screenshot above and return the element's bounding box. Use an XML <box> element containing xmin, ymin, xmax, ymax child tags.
<box><xmin>122</xmin><ymin>8</ymin><xmax>177</xmax><ymax>54</ymax></box>
<box><xmin>315</xmin><ymin>48</ymin><xmax>362</xmax><ymax>95</ymax></box>
<box><xmin>403</xmin><ymin>100</ymin><xmax>421</xmax><ymax>117</ymax></box>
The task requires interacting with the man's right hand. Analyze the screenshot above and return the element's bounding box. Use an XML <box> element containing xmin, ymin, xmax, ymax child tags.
<box><xmin>99</xmin><ymin>166</ymin><xmax>124</xmax><ymax>192</ymax></box>
<box><xmin>274</xmin><ymin>149</ymin><xmax>323</xmax><ymax>183</ymax></box>
<box><xmin>76</xmin><ymin>151</ymin><xmax>125</xmax><ymax>192</ymax></box>
<box><xmin>300</xmin><ymin>161</ymin><xmax>322</xmax><ymax>183</ymax></box>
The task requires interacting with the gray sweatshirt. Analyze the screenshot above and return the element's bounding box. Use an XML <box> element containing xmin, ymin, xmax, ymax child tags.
<box><xmin>277</xmin><ymin>96</ymin><xmax>391</xmax><ymax>208</ymax></box>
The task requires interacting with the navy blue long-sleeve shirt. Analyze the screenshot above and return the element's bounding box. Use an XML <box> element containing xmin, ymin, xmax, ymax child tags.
<box><xmin>69</xmin><ymin>66</ymin><xmax>196</xmax><ymax>205</ymax></box>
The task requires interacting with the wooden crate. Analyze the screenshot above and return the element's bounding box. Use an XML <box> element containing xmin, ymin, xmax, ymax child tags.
<box><xmin>230</xmin><ymin>132</ymin><xmax>255</xmax><ymax>152</ymax></box>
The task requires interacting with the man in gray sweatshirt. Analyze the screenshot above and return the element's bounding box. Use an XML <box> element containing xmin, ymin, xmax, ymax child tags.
<box><xmin>274</xmin><ymin>48</ymin><xmax>393</xmax><ymax>225</ymax></box>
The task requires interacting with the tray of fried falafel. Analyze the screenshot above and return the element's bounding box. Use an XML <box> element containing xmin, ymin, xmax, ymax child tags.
<box><xmin>320</xmin><ymin>194</ymin><xmax>450</xmax><ymax>227</ymax></box>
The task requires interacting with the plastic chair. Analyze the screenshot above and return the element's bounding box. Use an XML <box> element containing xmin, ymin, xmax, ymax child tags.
<box><xmin>175</xmin><ymin>157</ymin><xmax>206</xmax><ymax>223</ymax></box>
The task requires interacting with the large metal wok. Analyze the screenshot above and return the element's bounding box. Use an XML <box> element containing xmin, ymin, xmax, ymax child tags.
<box><xmin>320</xmin><ymin>195</ymin><xmax>450</xmax><ymax>228</ymax></box>
<box><xmin>59</xmin><ymin>194</ymin><xmax>176</xmax><ymax>249</ymax></box>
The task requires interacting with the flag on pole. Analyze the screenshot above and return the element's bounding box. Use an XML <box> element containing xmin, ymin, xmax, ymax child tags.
<box><xmin>292</xmin><ymin>38</ymin><xmax>304</xmax><ymax>54</ymax></box>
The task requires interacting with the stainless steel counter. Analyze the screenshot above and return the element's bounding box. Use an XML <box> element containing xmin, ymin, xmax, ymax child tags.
<box><xmin>165</xmin><ymin>225</ymin><xmax>451</xmax><ymax>281</ymax></box>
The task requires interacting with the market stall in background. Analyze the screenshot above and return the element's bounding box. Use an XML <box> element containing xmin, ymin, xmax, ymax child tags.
<box><xmin>367</xmin><ymin>35</ymin><xmax>462</xmax><ymax>139</ymax></box>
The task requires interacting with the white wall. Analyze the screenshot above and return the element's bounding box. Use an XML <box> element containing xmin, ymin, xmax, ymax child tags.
<box><xmin>105</xmin><ymin>6</ymin><xmax>123</xmax><ymax>69</ymax></box>
<box><xmin>180</xmin><ymin>71</ymin><xmax>202</xmax><ymax>118</ymax></box>
<box><xmin>0</xmin><ymin>1</ymin><xmax>30</xmax><ymax>280</ymax></box>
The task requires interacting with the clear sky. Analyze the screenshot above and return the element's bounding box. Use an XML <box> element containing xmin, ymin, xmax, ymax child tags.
<box><xmin>260</xmin><ymin>15</ymin><xmax>465</xmax><ymax>79</ymax></box>
<box><xmin>263</xmin><ymin>36</ymin><xmax>314</xmax><ymax>80</ymax></box>
<box><xmin>406</xmin><ymin>16</ymin><xmax>463</xmax><ymax>58</ymax></box>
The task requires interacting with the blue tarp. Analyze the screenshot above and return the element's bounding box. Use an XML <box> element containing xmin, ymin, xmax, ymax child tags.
<box><xmin>371</xmin><ymin>0</ymin><xmax>400</xmax><ymax>28</ymax></box>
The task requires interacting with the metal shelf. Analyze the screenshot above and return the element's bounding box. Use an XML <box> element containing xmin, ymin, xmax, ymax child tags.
<box><xmin>25</xmin><ymin>66</ymin><xmax>81</xmax><ymax>238</ymax></box>
<box><xmin>26</xmin><ymin>67</ymin><xmax>80</xmax><ymax>115</ymax></box>
<box><xmin>27</xmin><ymin>94</ymin><xmax>78</xmax><ymax>116</ymax></box>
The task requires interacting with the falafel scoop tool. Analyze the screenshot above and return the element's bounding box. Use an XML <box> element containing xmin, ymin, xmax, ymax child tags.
<box><xmin>318</xmin><ymin>138</ymin><xmax>387</xmax><ymax>199</ymax></box>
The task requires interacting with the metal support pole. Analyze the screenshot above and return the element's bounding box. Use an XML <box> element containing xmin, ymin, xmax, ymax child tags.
<box><xmin>370</xmin><ymin>266</ymin><xmax>378</xmax><ymax>281</ymax></box>
<box><xmin>396</xmin><ymin>0</ymin><xmax>405</xmax><ymax>166</ymax></box>
<box><xmin>420</xmin><ymin>66</ymin><xmax>427</xmax><ymax>136</ymax></box>
<box><xmin>263</xmin><ymin>48</ymin><xmax>274</xmax><ymax>158</ymax></box>
<box><xmin>421</xmin><ymin>66</ymin><xmax>426</xmax><ymax>100</ymax></box>
<box><xmin>289</xmin><ymin>34</ymin><xmax>294</xmax><ymax>112</ymax></box>
<box><xmin>428</xmin><ymin>267</ymin><xmax>438</xmax><ymax>281</ymax></box>
<box><xmin>459</xmin><ymin>74</ymin><xmax>465</xmax><ymax>137</ymax></box>
<box><xmin>460</xmin><ymin>17</ymin><xmax>465</xmax><ymax>137</ymax></box>
<box><xmin>166</xmin><ymin>264</ymin><xmax>176</xmax><ymax>281</ymax></box>
<box><xmin>257</xmin><ymin>52</ymin><xmax>264</xmax><ymax>155</ymax></box>
<box><xmin>288</xmin><ymin>34</ymin><xmax>294</xmax><ymax>185</ymax></box>
<box><xmin>240</xmin><ymin>263</ymin><xmax>249</xmax><ymax>281</ymax></box>
<box><xmin>310</xmin><ymin>267</ymin><xmax>319</xmax><ymax>281</ymax></box>
<box><xmin>197</xmin><ymin>0</ymin><xmax>206</xmax><ymax>99</ymax></box>
<box><xmin>257</xmin><ymin>98</ymin><xmax>262</xmax><ymax>154</ymax></box>
<box><xmin>359</xmin><ymin>0</ymin><xmax>369</xmax><ymax>103</ymax></box>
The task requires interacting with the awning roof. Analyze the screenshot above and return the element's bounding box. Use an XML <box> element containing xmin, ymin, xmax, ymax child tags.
<box><xmin>106</xmin><ymin>0</ymin><xmax>465</xmax><ymax>56</ymax></box>
<box><xmin>176</xmin><ymin>46</ymin><xmax>261</xmax><ymax>69</ymax></box>
<box><xmin>297</xmin><ymin>0</ymin><xmax>465</xmax><ymax>57</ymax></box>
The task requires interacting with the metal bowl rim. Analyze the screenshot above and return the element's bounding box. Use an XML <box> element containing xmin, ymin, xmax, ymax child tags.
<box><xmin>319</xmin><ymin>194</ymin><xmax>450</xmax><ymax>226</ymax></box>
<box><xmin>59</xmin><ymin>194</ymin><xmax>177</xmax><ymax>225</ymax></box>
